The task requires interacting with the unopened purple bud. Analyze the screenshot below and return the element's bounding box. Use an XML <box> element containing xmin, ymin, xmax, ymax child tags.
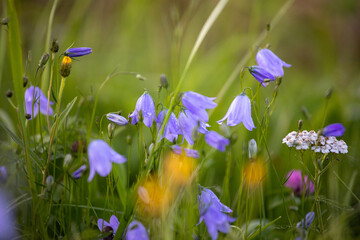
<box><xmin>72</xmin><ymin>165</ymin><xmax>87</xmax><ymax>179</ymax></box>
<box><xmin>322</xmin><ymin>123</ymin><xmax>345</xmax><ymax>137</ymax></box>
<box><xmin>248</xmin><ymin>66</ymin><xmax>275</xmax><ymax>87</ymax></box>
<box><xmin>296</xmin><ymin>212</ymin><xmax>315</xmax><ymax>230</ymax></box>
<box><xmin>65</xmin><ymin>47</ymin><xmax>92</xmax><ymax>58</ymax></box>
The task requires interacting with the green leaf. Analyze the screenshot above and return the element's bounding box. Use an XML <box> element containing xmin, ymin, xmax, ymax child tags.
<box><xmin>0</xmin><ymin>121</ymin><xmax>43</xmax><ymax>169</ymax></box>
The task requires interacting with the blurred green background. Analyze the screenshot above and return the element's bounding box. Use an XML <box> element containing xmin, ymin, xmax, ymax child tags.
<box><xmin>1</xmin><ymin>0</ymin><xmax>360</xmax><ymax>237</ymax></box>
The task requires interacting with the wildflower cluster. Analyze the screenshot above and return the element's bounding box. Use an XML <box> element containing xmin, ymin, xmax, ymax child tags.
<box><xmin>282</xmin><ymin>129</ymin><xmax>348</xmax><ymax>154</ymax></box>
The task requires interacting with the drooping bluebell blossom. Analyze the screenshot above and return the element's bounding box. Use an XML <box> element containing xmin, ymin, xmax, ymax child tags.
<box><xmin>182</xmin><ymin>91</ymin><xmax>217</xmax><ymax>122</ymax></box>
<box><xmin>87</xmin><ymin>140</ymin><xmax>126</xmax><ymax>182</ymax></box>
<box><xmin>217</xmin><ymin>93</ymin><xmax>255</xmax><ymax>131</ymax></box>
<box><xmin>125</xmin><ymin>220</ymin><xmax>149</xmax><ymax>240</ymax></box>
<box><xmin>296</xmin><ymin>212</ymin><xmax>315</xmax><ymax>230</ymax></box>
<box><xmin>156</xmin><ymin>110</ymin><xmax>181</xmax><ymax>142</ymax></box>
<box><xmin>98</xmin><ymin>215</ymin><xmax>119</xmax><ymax>239</ymax></box>
<box><xmin>248</xmin><ymin>66</ymin><xmax>276</xmax><ymax>87</ymax></box>
<box><xmin>129</xmin><ymin>92</ymin><xmax>156</xmax><ymax>128</ymax></box>
<box><xmin>0</xmin><ymin>166</ymin><xmax>7</xmax><ymax>183</ymax></box>
<box><xmin>0</xmin><ymin>191</ymin><xmax>16</xmax><ymax>239</ymax></box>
<box><xmin>107</xmin><ymin>113</ymin><xmax>128</xmax><ymax>126</ymax></box>
<box><xmin>172</xmin><ymin>145</ymin><xmax>200</xmax><ymax>158</ymax></box>
<box><xmin>205</xmin><ymin>131</ymin><xmax>230</xmax><ymax>152</ymax></box>
<box><xmin>24</xmin><ymin>86</ymin><xmax>54</xmax><ymax>120</ymax></box>
<box><xmin>198</xmin><ymin>187</ymin><xmax>235</xmax><ymax>240</ymax></box>
<box><xmin>321</xmin><ymin>123</ymin><xmax>345</xmax><ymax>137</ymax></box>
<box><xmin>72</xmin><ymin>165</ymin><xmax>87</xmax><ymax>179</ymax></box>
<box><xmin>256</xmin><ymin>48</ymin><xmax>291</xmax><ymax>77</ymax></box>
<box><xmin>65</xmin><ymin>47</ymin><xmax>92</xmax><ymax>58</ymax></box>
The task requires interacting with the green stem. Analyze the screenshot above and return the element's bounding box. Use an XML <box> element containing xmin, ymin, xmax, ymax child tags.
<box><xmin>41</xmin><ymin>0</ymin><xmax>59</xmax><ymax>90</ymax></box>
<box><xmin>42</xmin><ymin>77</ymin><xmax>66</xmax><ymax>189</ymax></box>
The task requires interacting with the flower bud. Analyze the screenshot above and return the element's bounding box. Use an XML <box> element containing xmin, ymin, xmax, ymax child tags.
<box><xmin>325</xmin><ymin>87</ymin><xmax>333</xmax><ymax>99</ymax></box>
<box><xmin>136</xmin><ymin>74</ymin><xmax>146</xmax><ymax>81</ymax></box>
<box><xmin>248</xmin><ymin>139</ymin><xmax>257</xmax><ymax>159</ymax></box>
<box><xmin>298</xmin><ymin>119</ymin><xmax>303</xmax><ymax>131</ymax></box>
<box><xmin>38</xmin><ymin>53</ymin><xmax>50</xmax><ymax>68</ymax></box>
<box><xmin>148</xmin><ymin>143</ymin><xmax>154</xmax><ymax>155</ymax></box>
<box><xmin>5</xmin><ymin>90</ymin><xmax>13</xmax><ymax>98</ymax></box>
<box><xmin>126</xmin><ymin>135</ymin><xmax>132</xmax><ymax>145</ymax></box>
<box><xmin>45</xmin><ymin>175</ymin><xmax>54</xmax><ymax>190</ymax></box>
<box><xmin>23</xmin><ymin>76</ymin><xmax>28</xmax><ymax>87</ymax></box>
<box><xmin>108</xmin><ymin>123</ymin><xmax>115</xmax><ymax>139</ymax></box>
<box><xmin>60</xmin><ymin>56</ymin><xmax>72</xmax><ymax>77</ymax></box>
<box><xmin>50</xmin><ymin>39</ymin><xmax>59</xmax><ymax>53</ymax></box>
<box><xmin>1</xmin><ymin>18</ymin><xmax>8</xmax><ymax>26</ymax></box>
<box><xmin>25</xmin><ymin>114</ymin><xmax>31</xmax><ymax>120</ymax></box>
<box><xmin>63</xmin><ymin>154</ymin><xmax>72</xmax><ymax>168</ymax></box>
<box><xmin>160</xmin><ymin>74</ymin><xmax>168</xmax><ymax>89</ymax></box>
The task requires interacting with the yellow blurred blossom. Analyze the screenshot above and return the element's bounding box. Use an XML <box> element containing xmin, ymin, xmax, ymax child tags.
<box><xmin>243</xmin><ymin>160</ymin><xmax>266</xmax><ymax>187</ymax></box>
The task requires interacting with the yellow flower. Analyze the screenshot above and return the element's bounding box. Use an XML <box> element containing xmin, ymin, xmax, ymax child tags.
<box><xmin>60</xmin><ymin>56</ymin><xmax>72</xmax><ymax>77</ymax></box>
<box><xmin>243</xmin><ymin>160</ymin><xmax>266</xmax><ymax>187</ymax></box>
<box><xmin>137</xmin><ymin>176</ymin><xmax>170</xmax><ymax>217</ymax></box>
<box><xmin>163</xmin><ymin>151</ymin><xmax>195</xmax><ymax>186</ymax></box>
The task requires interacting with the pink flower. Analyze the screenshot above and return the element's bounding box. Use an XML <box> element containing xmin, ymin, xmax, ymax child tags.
<box><xmin>285</xmin><ymin>170</ymin><xmax>314</xmax><ymax>196</ymax></box>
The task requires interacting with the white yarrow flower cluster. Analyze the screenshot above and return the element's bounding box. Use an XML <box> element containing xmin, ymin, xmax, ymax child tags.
<box><xmin>282</xmin><ymin>130</ymin><xmax>348</xmax><ymax>154</ymax></box>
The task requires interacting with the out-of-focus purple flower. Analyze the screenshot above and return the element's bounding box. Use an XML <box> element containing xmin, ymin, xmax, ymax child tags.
<box><xmin>129</xmin><ymin>92</ymin><xmax>155</xmax><ymax>128</ymax></box>
<box><xmin>87</xmin><ymin>140</ymin><xmax>126</xmax><ymax>182</ymax></box>
<box><xmin>98</xmin><ymin>215</ymin><xmax>119</xmax><ymax>239</ymax></box>
<box><xmin>178</xmin><ymin>110</ymin><xmax>199</xmax><ymax>145</ymax></box>
<box><xmin>205</xmin><ymin>131</ymin><xmax>230</xmax><ymax>152</ymax></box>
<box><xmin>248</xmin><ymin>66</ymin><xmax>276</xmax><ymax>87</ymax></box>
<box><xmin>182</xmin><ymin>91</ymin><xmax>217</xmax><ymax>122</ymax></box>
<box><xmin>107</xmin><ymin>113</ymin><xmax>128</xmax><ymax>126</ymax></box>
<box><xmin>156</xmin><ymin>110</ymin><xmax>181</xmax><ymax>142</ymax></box>
<box><xmin>172</xmin><ymin>145</ymin><xmax>200</xmax><ymax>158</ymax></box>
<box><xmin>296</xmin><ymin>211</ymin><xmax>315</xmax><ymax>230</ymax></box>
<box><xmin>0</xmin><ymin>191</ymin><xmax>16</xmax><ymax>239</ymax></box>
<box><xmin>72</xmin><ymin>165</ymin><xmax>87</xmax><ymax>179</ymax></box>
<box><xmin>198</xmin><ymin>188</ymin><xmax>235</xmax><ymax>240</ymax></box>
<box><xmin>217</xmin><ymin>93</ymin><xmax>255</xmax><ymax>131</ymax></box>
<box><xmin>256</xmin><ymin>48</ymin><xmax>291</xmax><ymax>77</ymax></box>
<box><xmin>285</xmin><ymin>170</ymin><xmax>314</xmax><ymax>196</ymax></box>
<box><xmin>65</xmin><ymin>47</ymin><xmax>92</xmax><ymax>58</ymax></box>
<box><xmin>125</xmin><ymin>220</ymin><xmax>149</xmax><ymax>240</ymax></box>
<box><xmin>0</xmin><ymin>166</ymin><xmax>7</xmax><ymax>183</ymax></box>
<box><xmin>322</xmin><ymin>123</ymin><xmax>345</xmax><ymax>137</ymax></box>
<box><xmin>24</xmin><ymin>86</ymin><xmax>54</xmax><ymax>120</ymax></box>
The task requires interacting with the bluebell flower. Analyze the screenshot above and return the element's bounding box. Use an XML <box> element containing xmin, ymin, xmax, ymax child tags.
<box><xmin>172</xmin><ymin>145</ymin><xmax>200</xmax><ymax>158</ymax></box>
<box><xmin>24</xmin><ymin>86</ymin><xmax>54</xmax><ymax>120</ymax></box>
<box><xmin>107</xmin><ymin>113</ymin><xmax>128</xmax><ymax>126</ymax></box>
<box><xmin>98</xmin><ymin>215</ymin><xmax>119</xmax><ymax>238</ymax></box>
<box><xmin>65</xmin><ymin>47</ymin><xmax>92</xmax><ymax>58</ymax></box>
<box><xmin>256</xmin><ymin>48</ymin><xmax>291</xmax><ymax>77</ymax></box>
<box><xmin>129</xmin><ymin>92</ymin><xmax>156</xmax><ymax>128</ymax></box>
<box><xmin>182</xmin><ymin>91</ymin><xmax>217</xmax><ymax>122</ymax></box>
<box><xmin>0</xmin><ymin>166</ymin><xmax>7</xmax><ymax>183</ymax></box>
<box><xmin>72</xmin><ymin>165</ymin><xmax>87</xmax><ymax>179</ymax></box>
<box><xmin>205</xmin><ymin>131</ymin><xmax>230</xmax><ymax>152</ymax></box>
<box><xmin>296</xmin><ymin>212</ymin><xmax>315</xmax><ymax>230</ymax></box>
<box><xmin>322</xmin><ymin>123</ymin><xmax>345</xmax><ymax>137</ymax></box>
<box><xmin>125</xmin><ymin>220</ymin><xmax>149</xmax><ymax>240</ymax></box>
<box><xmin>178</xmin><ymin>110</ymin><xmax>209</xmax><ymax>145</ymax></box>
<box><xmin>198</xmin><ymin>188</ymin><xmax>235</xmax><ymax>240</ymax></box>
<box><xmin>217</xmin><ymin>93</ymin><xmax>255</xmax><ymax>131</ymax></box>
<box><xmin>87</xmin><ymin>140</ymin><xmax>126</xmax><ymax>182</ymax></box>
<box><xmin>156</xmin><ymin>110</ymin><xmax>181</xmax><ymax>142</ymax></box>
<box><xmin>248</xmin><ymin>66</ymin><xmax>276</xmax><ymax>87</ymax></box>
